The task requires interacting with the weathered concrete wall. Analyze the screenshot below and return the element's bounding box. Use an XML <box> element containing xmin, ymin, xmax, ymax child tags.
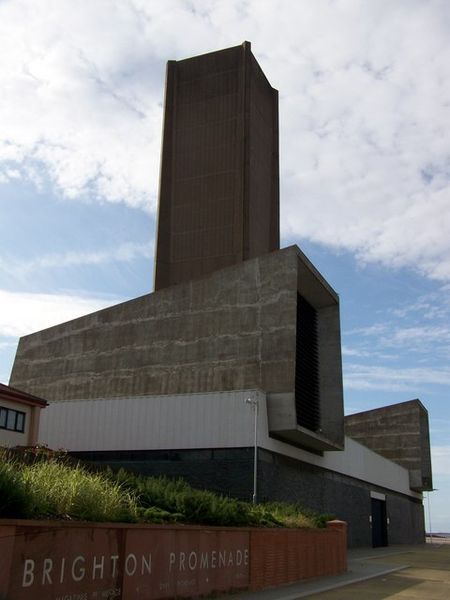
<box><xmin>268</xmin><ymin>247</ymin><xmax>344</xmax><ymax>450</ymax></box>
<box><xmin>10</xmin><ymin>247</ymin><xmax>297</xmax><ymax>402</ymax></box>
<box><xmin>11</xmin><ymin>245</ymin><xmax>344</xmax><ymax>453</ymax></box>
<box><xmin>345</xmin><ymin>399</ymin><xmax>433</xmax><ymax>492</ymax></box>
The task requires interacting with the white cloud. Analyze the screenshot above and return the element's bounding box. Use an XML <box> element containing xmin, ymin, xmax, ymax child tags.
<box><xmin>344</xmin><ymin>364</ymin><xmax>450</xmax><ymax>392</ymax></box>
<box><xmin>389</xmin><ymin>326</ymin><xmax>450</xmax><ymax>347</ymax></box>
<box><xmin>0</xmin><ymin>340</ymin><xmax>16</xmax><ymax>350</ymax></box>
<box><xmin>352</xmin><ymin>324</ymin><xmax>450</xmax><ymax>359</ymax></box>
<box><xmin>341</xmin><ymin>345</ymin><xmax>398</xmax><ymax>360</ymax></box>
<box><xmin>0</xmin><ymin>241</ymin><xmax>153</xmax><ymax>281</ymax></box>
<box><xmin>0</xmin><ymin>0</ymin><xmax>166</xmax><ymax>210</ymax></box>
<box><xmin>0</xmin><ymin>289</ymin><xmax>121</xmax><ymax>338</ymax></box>
<box><xmin>431</xmin><ymin>446</ymin><xmax>450</xmax><ymax>477</ymax></box>
<box><xmin>345</xmin><ymin>288</ymin><xmax>450</xmax><ymax>359</ymax></box>
<box><xmin>342</xmin><ymin>346</ymin><xmax>370</xmax><ymax>358</ymax></box>
<box><xmin>429</xmin><ymin>418</ymin><xmax>450</xmax><ymax>437</ymax></box>
<box><xmin>347</xmin><ymin>324</ymin><xmax>389</xmax><ymax>337</ymax></box>
<box><xmin>351</xmin><ymin>322</ymin><xmax>450</xmax><ymax>352</ymax></box>
<box><xmin>1</xmin><ymin>1</ymin><xmax>450</xmax><ymax>280</ymax></box>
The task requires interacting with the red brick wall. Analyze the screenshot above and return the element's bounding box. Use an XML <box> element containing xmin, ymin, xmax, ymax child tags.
<box><xmin>0</xmin><ymin>519</ymin><xmax>346</xmax><ymax>599</ymax></box>
<box><xmin>250</xmin><ymin>521</ymin><xmax>347</xmax><ymax>590</ymax></box>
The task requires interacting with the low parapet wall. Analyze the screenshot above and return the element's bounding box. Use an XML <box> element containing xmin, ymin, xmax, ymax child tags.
<box><xmin>0</xmin><ymin>519</ymin><xmax>346</xmax><ymax>599</ymax></box>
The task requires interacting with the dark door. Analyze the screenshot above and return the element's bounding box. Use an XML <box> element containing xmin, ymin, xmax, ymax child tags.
<box><xmin>371</xmin><ymin>498</ymin><xmax>388</xmax><ymax>547</ymax></box>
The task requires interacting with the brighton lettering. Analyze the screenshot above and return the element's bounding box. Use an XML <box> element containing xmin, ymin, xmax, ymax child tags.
<box><xmin>21</xmin><ymin>547</ymin><xmax>249</xmax><ymax>588</ymax></box>
<box><xmin>22</xmin><ymin>554</ymin><xmax>152</xmax><ymax>587</ymax></box>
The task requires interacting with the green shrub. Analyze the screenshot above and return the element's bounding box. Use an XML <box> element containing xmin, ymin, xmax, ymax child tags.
<box><xmin>313</xmin><ymin>512</ymin><xmax>336</xmax><ymax>528</ymax></box>
<box><xmin>21</xmin><ymin>460</ymin><xmax>138</xmax><ymax>522</ymax></box>
<box><xmin>0</xmin><ymin>452</ymin><xmax>333</xmax><ymax>528</ymax></box>
<box><xmin>137</xmin><ymin>506</ymin><xmax>184</xmax><ymax>523</ymax></box>
<box><xmin>108</xmin><ymin>471</ymin><xmax>323</xmax><ymax>528</ymax></box>
<box><xmin>258</xmin><ymin>502</ymin><xmax>335</xmax><ymax>528</ymax></box>
<box><xmin>111</xmin><ymin>471</ymin><xmax>256</xmax><ymax>526</ymax></box>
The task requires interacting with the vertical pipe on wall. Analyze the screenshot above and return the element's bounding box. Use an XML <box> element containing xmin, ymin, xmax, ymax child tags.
<box><xmin>245</xmin><ymin>397</ymin><xmax>259</xmax><ymax>504</ymax></box>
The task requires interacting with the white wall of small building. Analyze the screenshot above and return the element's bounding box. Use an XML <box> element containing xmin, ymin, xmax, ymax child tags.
<box><xmin>0</xmin><ymin>398</ymin><xmax>32</xmax><ymax>447</ymax></box>
<box><xmin>39</xmin><ymin>389</ymin><xmax>420</xmax><ymax>500</ymax></box>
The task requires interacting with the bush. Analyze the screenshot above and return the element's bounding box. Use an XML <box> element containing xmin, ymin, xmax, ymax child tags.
<box><xmin>17</xmin><ymin>459</ymin><xmax>138</xmax><ymax>522</ymax></box>
<box><xmin>109</xmin><ymin>471</ymin><xmax>325</xmax><ymax>528</ymax></box>
<box><xmin>112</xmin><ymin>470</ymin><xmax>256</xmax><ymax>526</ymax></box>
<box><xmin>256</xmin><ymin>502</ymin><xmax>317</xmax><ymax>528</ymax></box>
<box><xmin>0</xmin><ymin>451</ymin><xmax>333</xmax><ymax>528</ymax></box>
<box><xmin>22</xmin><ymin>460</ymin><xmax>138</xmax><ymax>522</ymax></box>
<box><xmin>137</xmin><ymin>506</ymin><xmax>184</xmax><ymax>523</ymax></box>
<box><xmin>313</xmin><ymin>512</ymin><xmax>336</xmax><ymax>528</ymax></box>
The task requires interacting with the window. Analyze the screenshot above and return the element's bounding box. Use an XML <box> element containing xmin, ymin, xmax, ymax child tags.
<box><xmin>6</xmin><ymin>410</ymin><xmax>16</xmax><ymax>430</ymax></box>
<box><xmin>0</xmin><ymin>406</ymin><xmax>26</xmax><ymax>433</ymax></box>
<box><xmin>16</xmin><ymin>412</ymin><xmax>25</xmax><ymax>432</ymax></box>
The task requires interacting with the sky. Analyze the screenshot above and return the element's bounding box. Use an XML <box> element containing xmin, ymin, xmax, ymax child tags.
<box><xmin>1</xmin><ymin>0</ymin><xmax>449</xmax><ymax>531</ymax></box>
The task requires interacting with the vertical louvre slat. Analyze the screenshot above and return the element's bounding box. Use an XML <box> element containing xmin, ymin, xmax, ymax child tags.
<box><xmin>295</xmin><ymin>294</ymin><xmax>320</xmax><ymax>432</ymax></box>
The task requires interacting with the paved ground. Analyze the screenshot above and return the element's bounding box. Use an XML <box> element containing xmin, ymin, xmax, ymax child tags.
<box><xmin>231</xmin><ymin>542</ymin><xmax>450</xmax><ymax>599</ymax></box>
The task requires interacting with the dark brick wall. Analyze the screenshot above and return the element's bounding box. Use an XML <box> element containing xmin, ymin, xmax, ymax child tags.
<box><xmin>75</xmin><ymin>448</ymin><xmax>255</xmax><ymax>501</ymax></box>
<box><xmin>74</xmin><ymin>446</ymin><xmax>424</xmax><ymax>548</ymax></box>
<box><xmin>257</xmin><ymin>450</ymin><xmax>372</xmax><ymax>547</ymax></box>
<box><xmin>386</xmin><ymin>492</ymin><xmax>425</xmax><ymax>545</ymax></box>
<box><xmin>257</xmin><ymin>449</ymin><xmax>424</xmax><ymax>547</ymax></box>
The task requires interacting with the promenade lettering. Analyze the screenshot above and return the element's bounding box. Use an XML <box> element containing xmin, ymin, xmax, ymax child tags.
<box><xmin>21</xmin><ymin>548</ymin><xmax>249</xmax><ymax>588</ymax></box>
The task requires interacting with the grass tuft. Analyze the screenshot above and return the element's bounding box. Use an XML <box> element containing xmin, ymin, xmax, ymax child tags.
<box><xmin>21</xmin><ymin>460</ymin><xmax>138</xmax><ymax>522</ymax></box>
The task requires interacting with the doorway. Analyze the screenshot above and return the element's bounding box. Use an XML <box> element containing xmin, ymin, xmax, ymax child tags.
<box><xmin>371</xmin><ymin>497</ymin><xmax>388</xmax><ymax>547</ymax></box>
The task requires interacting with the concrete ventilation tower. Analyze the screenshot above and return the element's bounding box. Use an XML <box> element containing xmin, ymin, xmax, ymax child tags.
<box><xmin>154</xmin><ymin>42</ymin><xmax>279</xmax><ymax>290</ymax></box>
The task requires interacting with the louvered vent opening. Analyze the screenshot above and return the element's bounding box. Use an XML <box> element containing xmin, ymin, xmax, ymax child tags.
<box><xmin>295</xmin><ymin>293</ymin><xmax>320</xmax><ymax>432</ymax></box>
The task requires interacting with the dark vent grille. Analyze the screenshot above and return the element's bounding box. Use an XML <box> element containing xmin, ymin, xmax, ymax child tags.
<box><xmin>295</xmin><ymin>293</ymin><xmax>320</xmax><ymax>432</ymax></box>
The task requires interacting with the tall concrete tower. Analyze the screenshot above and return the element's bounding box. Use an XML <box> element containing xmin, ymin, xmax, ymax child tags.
<box><xmin>154</xmin><ymin>41</ymin><xmax>280</xmax><ymax>290</ymax></box>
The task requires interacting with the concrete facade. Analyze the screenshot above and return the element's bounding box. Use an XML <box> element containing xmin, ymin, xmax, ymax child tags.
<box><xmin>10</xmin><ymin>247</ymin><xmax>297</xmax><ymax>400</ymax></box>
<box><xmin>11</xmin><ymin>245</ymin><xmax>344</xmax><ymax>452</ymax></box>
<box><xmin>345</xmin><ymin>400</ymin><xmax>433</xmax><ymax>492</ymax></box>
<box><xmin>155</xmin><ymin>41</ymin><xmax>279</xmax><ymax>290</ymax></box>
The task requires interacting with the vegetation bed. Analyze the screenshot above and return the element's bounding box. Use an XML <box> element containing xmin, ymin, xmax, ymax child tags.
<box><xmin>0</xmin><ymin>447</ymin><xmax>333</xmax><ymax>528</ymax></box>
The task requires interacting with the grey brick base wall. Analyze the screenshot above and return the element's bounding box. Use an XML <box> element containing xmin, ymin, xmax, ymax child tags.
<box><xmin>257</xmin><ymin>449</ymin><xmax>424</xmax><ymax>547</ymax></box>
<box><xmin>74</xmin><ymin>446</ymin><xmax>424</xmax><ymax>547</ymax></box>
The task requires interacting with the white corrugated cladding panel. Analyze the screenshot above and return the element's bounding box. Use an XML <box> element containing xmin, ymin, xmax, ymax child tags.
<box><xmin>39</xmin><ymin>390</ymin><xmax>264</xmax><ymax>452</ymax></box>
